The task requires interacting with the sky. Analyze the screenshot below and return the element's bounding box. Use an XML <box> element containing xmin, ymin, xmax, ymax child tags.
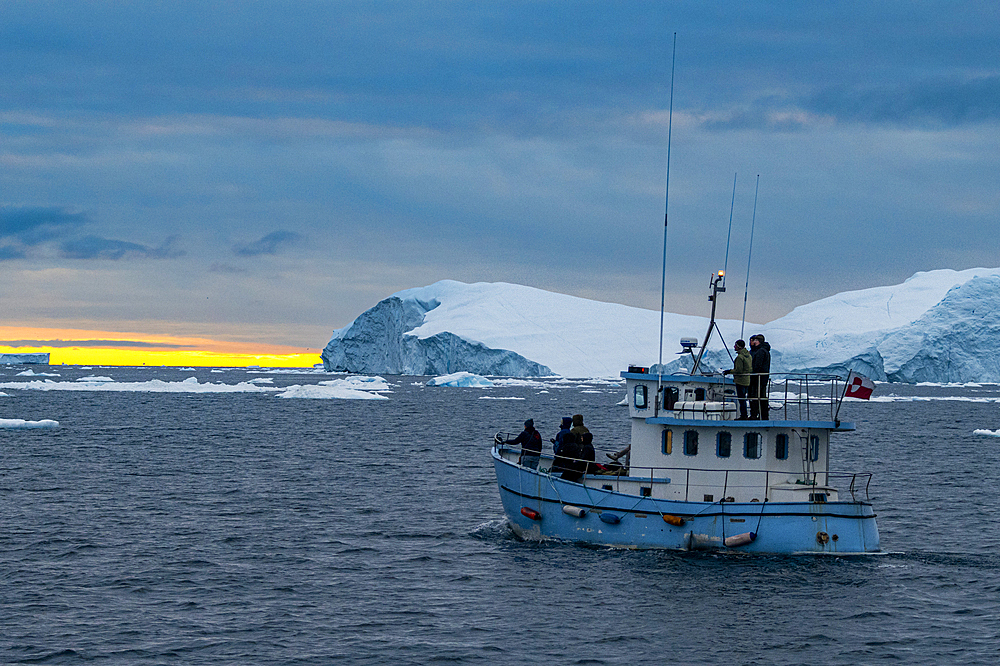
<box><xmin>1</xmin><ymin>1</ymin><xmax>998</xmax><ymax>364</ymax></box>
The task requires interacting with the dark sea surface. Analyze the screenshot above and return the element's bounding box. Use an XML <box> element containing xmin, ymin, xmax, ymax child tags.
<box><xmin>3</xmin><ymin>366</ymin><xmax>1000</xmax><ymax>665</ymax></box>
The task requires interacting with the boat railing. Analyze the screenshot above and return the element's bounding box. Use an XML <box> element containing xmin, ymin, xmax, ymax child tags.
<box><xmin>726</xmin><ymin>372</ymin><xmax>848</xmax><ymax>422</ymax></box>
<box><xmin>494</xmin><ymin>440</ymin><xmax>873</xmax><ymax>501</ymax></box>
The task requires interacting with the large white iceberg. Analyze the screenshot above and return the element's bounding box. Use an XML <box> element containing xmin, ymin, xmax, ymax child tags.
<box><xmin>321</xmin><ymin>268</ymin><xmax>1000</xmax><ymax>382</ymax></box>
<box><xmin>324</xmin><ymin>280</ymin><xmax>754</xmax><ymax>378</ymax></box>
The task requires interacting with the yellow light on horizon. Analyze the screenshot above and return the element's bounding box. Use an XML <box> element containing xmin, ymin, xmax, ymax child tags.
<box><xmin>0</xmin><ymin>325</ymin><xmax>323</xmax><ymax>367</ymax></box>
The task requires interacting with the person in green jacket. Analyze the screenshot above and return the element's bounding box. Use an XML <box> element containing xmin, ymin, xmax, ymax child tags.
<box><xmin>722</xmin><ymin>339</ymin><xmax>752</xmax><ymax>420</ymax></box>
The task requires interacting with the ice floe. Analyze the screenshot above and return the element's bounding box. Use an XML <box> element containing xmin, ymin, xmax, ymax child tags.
<box><xmin>275</xmin><ymin>385</ymin><xmax>388</xmax><ymax>400</ymax></box>
<box><xmin>319</xmin><ymin>376</ymin><xmax>392</xmax><ymax>392</ymax></box>
<box><xmin>0</xmin><ymin>378</ymin><xmax>275</xmax><ymax>393</ymax></box>
<box><xmin>426</xmin><ymin>372</ymin><xmax>494</xmax><ymax>387</ymax></box>
<box><xmin>0</xmin><ymin>418</ymin><xmax>59</xmax><ymax>429</ymax></box>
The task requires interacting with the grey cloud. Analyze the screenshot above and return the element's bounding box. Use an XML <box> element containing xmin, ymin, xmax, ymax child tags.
<box><xmin>807</xmin><ymin>76</ymin><xmax>1000</xmax><ymax>127</ymax></box>
<box><xmin>0</xmin><ymin>339</ymin><xmax>192</xmax><ymax>348</ymax></box>
<box><xmin>59</xmin><ymin>234</ymin><xmax>185</xmax><ymax>260</ymax></box>
<box><xmin>209</xmin><ymin>263</ymin><xmax>247</xmax><ymax>274</ymax></box>
<box><xmin>233</xmin><ymin>230</ymin><xmax>302</xmax><ymax>257</ymax></box>
<box><xmin>0</xmin><ymin>205</ymin><xmax>87</xmax><ymax>244</ymax></box>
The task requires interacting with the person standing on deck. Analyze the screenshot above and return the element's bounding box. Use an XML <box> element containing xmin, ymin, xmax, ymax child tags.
<box><xmin>570</xmin><ymin>414</ymin><xmax>590</xmax><ymax>441</ymax></box>
<box><xmin>722</xmin><ymin>339</ymin><xmax>752</xmax><ymax>419</ymax></box>
<box><xmin>551</xmin><ymin>416</ymin><xmax>573</xmax><ymax>455</ymax></box>
<box><xmin>510</xmin><ymin>418</ymin><xmax>543</xmax><ymax>470</ymax></box>
<box><xmin>749</xmin><ymin>334</ymin><xmax>771</xmax><ymax>420</ymax></box>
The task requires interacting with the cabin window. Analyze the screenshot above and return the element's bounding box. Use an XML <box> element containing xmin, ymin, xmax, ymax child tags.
<box><xmin>662</xmin><ymin>429</ymin><xmax>672</xmax><ymax>455</ymax></box>
<box><xmin>634</xmin><ymin>384</ymin><xmax>648</xmax><ymax>410</ymax></box>
<box><xmin>663</xmin><ymin>387</ymin><xmax>679</xmax><ymax>410</ymax></box>
<box><xmin>744</xmin><ymin>432</ymin><xmax>761</xmax><ymax>459</ymax></box>
<box><xmin>717</xmin><ymin>431</ymin><xmax>732</xmax><ymax>458</ymax></box>
<box><xmin>694</xmin><ymin>387</ymin><xmax>706</xmax><ymax>401</ymax></box>
<box><xmin>810</xmin><ymin>435</ymin><xmax>821</xmax><ymax>462</ymax></box>
<box><xmin>775</xmin><ymin>433</ymin><xmax>789</xmax><ymax>460</ymax></box>
<box><xmin>683</xmin><ymin>430</ymin><xmax>699</xmax><ymax>456</ymax></box>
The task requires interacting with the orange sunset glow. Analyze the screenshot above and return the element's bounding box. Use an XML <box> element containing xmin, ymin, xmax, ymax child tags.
<box><xmin>0</xmin><ymin>326</ymin><xmax>322</xmax><ymax>367</ymax></box>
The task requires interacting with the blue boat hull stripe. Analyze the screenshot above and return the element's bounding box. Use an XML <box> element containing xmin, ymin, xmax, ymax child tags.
<box><xmin>499</xmin><ymin>484</ymin><xmax>876</xmax><ymax>521</ymax></box>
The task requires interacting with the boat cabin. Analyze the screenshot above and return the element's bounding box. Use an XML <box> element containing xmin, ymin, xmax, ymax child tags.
<box><xmin>619</xmin><ymin>369</ymin><xmax>855</xmax><ymax>504</ymax></box>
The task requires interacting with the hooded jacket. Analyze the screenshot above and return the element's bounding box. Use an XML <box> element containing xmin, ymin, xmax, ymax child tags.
<box><xmin>570</xmin><ymin>414</ymin><xmax>591</xmax><ymax>440</ymax></box>
<box><xmin>732</xmin><ymin>347</ymin><xmax>752</xmax><ymax>386</ymax></box>
<box><xmin>751</xmin><ymin>341</ymin><xmax>771</xmax><ymax>375</ymax></box>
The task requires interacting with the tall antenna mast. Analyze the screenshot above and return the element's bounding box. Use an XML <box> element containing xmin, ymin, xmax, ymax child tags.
<box><xmin>740</xmin><ymin>174</ymin><xmax>760</xmax><ymax>339</ymax></box>
<box><xmin>655</xmin><ymin>33</ymin><xmax>677</xmax><ymax>413</ymax></box>
<box><xmin>723</xmin><ymin>172</ymin><xmax>737</xmax><ymax>288</ymax></box>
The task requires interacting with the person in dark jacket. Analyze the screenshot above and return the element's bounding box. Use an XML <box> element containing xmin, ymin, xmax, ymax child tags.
<box><xmin>749</xmin><ymin>334</ymin><xmax>771</xmax><ymax>420</ymax></box>
<box><xmin>722</xmin><ymin>339</ymin><xmax>752</xmax><ymax>419</ymax></box>
<box><xmin>553</xmin><ymin>432</ymin><xmax>584</xmax><ymax>482</ymax></box>
<box><xmin>510</xmin><ymin>418</ymin><xmax>543</xmax><ymax>470</ymax></box>
<box><xmin>551</xmin><ymin>416</ymin><xmax>573</xmax><ymax>455</ymax></box>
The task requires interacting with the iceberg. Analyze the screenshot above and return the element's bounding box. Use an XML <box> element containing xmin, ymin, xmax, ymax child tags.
<box><xmin>321</xmin><ymin>268</ymin><xmax>1000</xmax><ymax>383</ymax></box>
<box><xmin>0</xmin><ymin>353</ymin><xmax>50</xmax><ymax>365</ymax></box>
<box><xmin>323</xmin><ymin>280</ymin><xmax>754</xmax><ymax>378</ymax></box>
<box><xmin>426</xmin><ymin>372</ymin><xmax>494</xmax><ymax>387</ymax></box>
<box><xmin>765</xmin><ymin>269</ymin><xmax>1000</xmax><ymax>381</ymax></box>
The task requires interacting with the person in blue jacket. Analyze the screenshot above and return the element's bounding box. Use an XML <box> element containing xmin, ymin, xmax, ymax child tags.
<box><xmin>551</xmin><ymin>416</ymin><xmax>573</xmax><ymax>455</ymax></box>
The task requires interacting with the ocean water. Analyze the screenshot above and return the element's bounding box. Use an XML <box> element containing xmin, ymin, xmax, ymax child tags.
<box><xmin>3</xmin><ymin>367</ymin><xmax>1000</xmax><ymax>665</ymax></box>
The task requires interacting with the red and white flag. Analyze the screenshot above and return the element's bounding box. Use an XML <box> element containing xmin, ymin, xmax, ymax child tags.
<box><xmin>845</xmin><ymin>371</ymin><xmax>875</xmax><ymax>400</ymax></box>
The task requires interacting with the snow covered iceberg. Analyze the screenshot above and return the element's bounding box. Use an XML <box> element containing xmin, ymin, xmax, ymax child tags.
<box><xmin>764</xmin><ymin>268</ymin><xmax>1000</xmax><ymax>382</ymax></box>
<box><xmin>322</xmin><ymin>280</ymin><xmax>754</xmax><ymax>378</ymax></box>
<box><xmin>322</xmin><ymin>269</ymin><xmax>1000</xmax><ymax>382</ymax></box>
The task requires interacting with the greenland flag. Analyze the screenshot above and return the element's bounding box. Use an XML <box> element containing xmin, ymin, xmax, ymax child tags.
<box><xmin>845</xmin><ymin>371</ymin><xmax>875</xmax><ymax>400</ymax></box>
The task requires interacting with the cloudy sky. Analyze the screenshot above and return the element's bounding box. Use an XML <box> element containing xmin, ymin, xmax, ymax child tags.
<box><xmin>2</xmin><ymin>1</ymin><xmax>998</xmax><ymax>352</ymax></box>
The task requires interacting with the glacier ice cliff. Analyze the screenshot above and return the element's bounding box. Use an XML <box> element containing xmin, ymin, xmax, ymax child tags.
<box><xmin>322</xmin><ymin>269</ymin><xmax>1000</xmax><ymax>382</ymax></box>
<box><xmin>322</xmin><ymin>294</ymin><xmax>552</xmax><ymax>377</ymax></box>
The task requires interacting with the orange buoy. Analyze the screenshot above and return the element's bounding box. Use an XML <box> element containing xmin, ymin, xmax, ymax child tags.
<box><xmin>520</xmin><ymin>507</ymin><xmax>542</xmax><ymax>521</ymax></box>
<box><xmin>662</xmin><ymin>514</ymin><xmax>685</xmax><ymax>526</ymax></box>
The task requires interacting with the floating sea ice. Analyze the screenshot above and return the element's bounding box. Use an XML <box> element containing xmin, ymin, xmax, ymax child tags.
<box><xmin>426</xmin><ymin>372</ymin><xmax>494</xmax><ymax>387</ymax></box>
<box><xmin>16</xmin><ymin>369</ymin><xmax>60</xmax><ymax>377</ymax></box>
<box><xmin>0</xmin><ymin>418</ymin><xmax>59</xmax><ymax>429</ymax></box>
<box><xmin>0</xmin><ymin>378</ymin><xmax>276</xmax><ymax>393</ymax></box>
<box><xmin>492</xmin><ymin>378</ymin><xmax>550</xmax><ymax>389</ymax></box>
<box><xmin>76</xmin><ymin>376</ymin><xmax>114</xmax><ymax>382</ymax></box>
<box><xmin>973</xmin><ymin>429</ymin><xmax>1000</xmax><ymax>437</ymax></box>
<box><xmin>319</xmin><ymin>376</ymin><xmax>391</xmax><ymax>392</ymax></box>
<box><xmin>275</xmin><ymin>384</ymin><xmax>388</xmax><ymax>400</ymax></box>
<box><xmin>478</xmin><ymin>396</ymin><xmax>526</xmax><ymax>400</ymax></box>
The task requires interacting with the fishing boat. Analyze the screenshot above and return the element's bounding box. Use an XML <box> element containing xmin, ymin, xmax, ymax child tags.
<box><xmin>491</xmin><ymin>37</ymin><xmax>879</xmax><ymax>554</ymax></box>
<box><xmin>491</xmin><ymin>273</ymin><xmax>880</xmax><ymax>554</ymax></box>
